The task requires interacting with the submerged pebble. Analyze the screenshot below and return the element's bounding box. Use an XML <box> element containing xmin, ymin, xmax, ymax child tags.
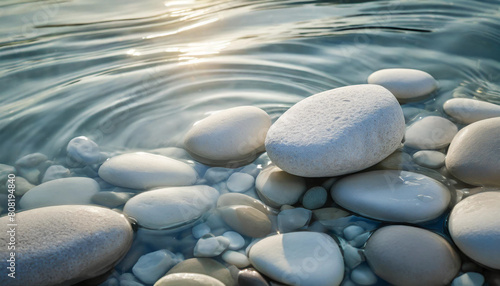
<box><xmin>412</xmin><ymin>150</ymin><xmax>446</xmax><ymax>168</ymax></box>
<box><xmin>444</xmin><ymin>98</ymin><xmax>500</xmax><ymax>124</ymax></box>
<box><xmin>237</xmin><ymin>268</ymin><xmax>269</xmax><ymax>286</ymax></box>
<box><xmin>194</xmin><ymin>236</ymin><xmax>230</xmax><ymax>257</ymax></box>
<box><xmin>367</xmin><ymin>68</ymin><xmax>437</xmax><ymax>100</ymax></box>
<box><xmin>222</xmin><ymin>231</ymin><xmax>246</xmax><ymax>250</ymax></box>
<box><xmin>255</xmin><ymin>165</ymin><xmax>306</xmax><ymax>208</ymax></box>
<box><xmin>221</xmin><ymin>250</ymin><xmax>250</xmax><ymax>268</ymax></box>
<box><xmin>132</xmin><ymin>249</ymin><xmax>178</xmax><ymax>284</ymax></box>
<box><xmin>404</xmin><ymin>116</ymin><xmax>458</xmax><ymax>150</ymax></box>
<box><xmin>67</xmin><ymin>136</ymin><xmax>101</xmax><ymax>165</ymax></box>
<box><xmin>166</xmin><ymin>258</ymin><xmax>235</xmax><ymax>286</ymax></box>
<box><xmin>41</xmin><ymin>164</ymin><xmax>71</xmax><ymax>183</ymax></box>
<box><xmin>277</xmin><ymin>207</ymin><xmax>312</xmax><ymax>233</ymax></box>
<box><xmin>218</xmin><ymin>205</ymin><xmax>272</xmax><ymax>238</ymax></box>
<box><xmin>301</xmin><ymin>186</ymin><xmax>327</xmax><ymax>209</ymax></box>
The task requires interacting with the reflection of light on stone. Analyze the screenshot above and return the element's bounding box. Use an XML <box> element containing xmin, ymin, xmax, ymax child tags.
<box><xmin>144</xmin><ymin>17</ymin><xmax>219</xmax><ymax>39</ymax></box>
<box><xmin>126</xmin><ymin>49</ymin><xmax>141</xmax><ymax>56</ymax></box>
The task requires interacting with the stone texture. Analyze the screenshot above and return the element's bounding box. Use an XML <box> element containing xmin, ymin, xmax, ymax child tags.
<box><xmin>412</xmin><ymin>150</ymin><xmax>446</xmax><ymax>169</ymax></box>
<box><xmin>367</xmin><ymin>68</ymin><xmax>437</xmax><ymax>100</ymax></box>
<box><xmin>255</xmin><ymin>165</ymin><xmax>306</xmax><ymax>208</ymax></box>
<box><xmin>405</xmin><ymin>116</ymin><xmax>458</xmax><ymax>150</ymax></box>
<box><xmin>219</xmin><ymin>205</ymin><xmax>272</xmax><ymax>238</ymax></box>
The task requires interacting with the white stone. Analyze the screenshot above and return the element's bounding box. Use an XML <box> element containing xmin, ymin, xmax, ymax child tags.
<box><xmin>67</xmin><ymin>136</ymin><xmax>101</xmax><ymax>164</ymax></box>
<box><xmin>217</xmin><ymin>193</ymin><xmax>272</xmax><ymax>215</ymax></box>
<box><xmin>218</xmin><ymin>205</ymin><xmax>272</xmax><ymax>238</ymax></box>
<box><xmin>154</xmin><ymin>273</ymin><xmax>225</xmax><ymax>286</ymax></box>
<box><xmin>221</xmin><ymin>251</ymin><xmax>250</xmax><ymax>268</ymax></box>
<box><xmin>265</xmin><ymin>84</ymin><xmax>405</xmax><ymax>177</ymax></box>
<box><xmin>301</xmin><ymin>186</ymin><xmax>327</xmax><ymax>209</ymax></box>
<box><xmin>184</xmin><ymin>106</ymin><xmax>271</xmax><ymax>166</ymax></box>
<box><xmin>331</xmin><ymin>170</ymin><xmax>450</xmax><ymax>223</ymax></box>
<box><xmin>42</xmin><ymin>165</ymin><xmax>71</xmax><ymax>183</ymax></box>
<box><xmin>222</xmin><ymin>231</ymin><xmax>245</xmax><ymax>250</ymax></box>
<box><xmin>0</xmin><ymin>205</ymin><xmax>133</xmax><ymax>286</ymax></box>
<box><xmin>20</xmin><ymin>177</ymin><xmax>100</xmax><ymax>209</ymax></box>
<box><xmin>132</xmin><ymin>250</ymin><xmax>177</xmax><ymax>284</ymax></box>
<box><xmin>448</xmin><ymin>192</ymin><xmax>500</xmax><ymax>269</ymax></box>
<box><xmin>248</xmin><ymin>232</ymin><xmax>344</xmax><ymax>286</ymax></box>
<box><xmin>364</xmin><ymin>225</ymin><xmax>461</xmax><ymax>286</ymax></box>
<box><xmin>98</xmin><ymin>152</ymin><xmax>197</xmax><ymax>189</ymax></box>
<box><xmin>444</xmin><ymin>98</ymin><xmax>500</xmax><ymax>124</ymax></box>
<box><xmin>451</xmin><ymin>272</ymin><xmax>485</xmax><ymax>286</ymax></box>
<box><xmin>255</xmin><ymin>165</ymin><xmax>306</xmax><ymax>208</ymax></box>
<box><xmin>123</xmin><ymin>186</ymin><xmax>219</xmax><ymax>229</ymax></box>
<box><xmin>226</xmin><ymin>172</ymin><xmax>254</xmax><ymax>193</ymax></box>
<box><xmin>412</xmin><ymin>150</ymin><xmax>446</xmax><ymax>168</ymax></box>
<box><xmin>194</xmin><ymin>236</ymin><xmax>230</xmax><ymax>257</ymax></box>
<box><xmin>277</xmin><ymin>207</ymin><xmax>312</xmax><ymax>233</ymax></box>
<box><xmin>350</xmin><ymin>264</ymin><xmax>377</xmax><ymax>286</ymax></box>
<box><xmin>367</xmin><ymin>68</ymin><xmax>437</xmax><ymax>100</ymax></box>
<box><xmin>445</xmin><ymin>118</ymin><xmax>500</xmax><ymax>186</ymax></box>
<box><xmin>192</xmin><ymin>223</ymin><xmax>211</xmax><ymax>239</ymax></box>
<box><xmin>405</xmin><ymin>116</ymin><xmax>458</xmax><ymax>150</ymax></box>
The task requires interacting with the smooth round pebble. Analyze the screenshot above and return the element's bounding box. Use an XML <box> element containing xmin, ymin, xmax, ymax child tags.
<box><xmin>237</xmin><ymin>268</ymin><xmax>269</xmax><ymax>286</ymax></box>
<box><xmin>227</xmin><ymin>172</ymin><xmax>255</xmax><ymax>193</ymax></box>
<box><xmin>0</xmin><ymin>205</ymin><xmax>133</xmax><ymax>286</ymax></box>
<box><xmin>222</xmin><ymin>231</ymin><xmax>246</xmax><ymax>250</ymax></box>
<box><xmin>331</xmin><ymin>170</ymin><xmax>451</xmax><ymax>223</ymax></box>
<box><xmin>277</xmin><ymin>207</ymin><xmax>312</xmax><ymax>233</ymax></box>
<box><xmin>451</xmin><ymin>272</ymin><xmax>485</xmax><ymax>286</ymax></box>
<box><xmin>155</xmin><ymin>273</ymin><xmax>225</xmax><ymax>286</ymax></box>
<box><xmin>41</xmin><ymin>164</ymin><xmax>71</xmax><ymax>183</ymax></box>
<box><xmin>446</xmin><ymin>117</ymin><xmax>500</xmax><ymax>186</ymax></box>
<box><xmin>413</xmin><ymin>150</ymin><xmax>446</xmax><ymax>168</ymax></box>
<box><xmin>249</xmin><ymin>232</ymin><xmax>344</xmax><ymax>286</ymax></box>
<box><xmin>124</xmin><ymin>186</ymin><xmax>219</xmax><ymax>229</ymax></box>
<box><xmin>7</xmin><ymin>176</ymin><xmax>34</xmax><ymax>196</ymax></box>
<box><xmin>405</xmin><ymin>116</ymin><xmax>458</xmax><ymax>150</ymax></box>
<box><xmin>98</xmin><ymin>152</ymin><xmax>197</xmax><ymax>189</ymax></box>
<box><xmin>184</xmin><ymin>106</ymin><xmax>271</xmax><ymax>166</ymax></box>
<box><xmin>265</xmin><ymin>84</ymin><xmax>405</xmax><ymax>177</ymax></box>
<box><xmin>367</xmin><ymin>68</ymin><xmax>437</xmax><ymax>100</ymax></box>
<box><xmin>448</xmin><ymin>191</ymin><xmax>500</xmax><ymax>269</ymax></box>
<box><xmin>219</xmin><ymin>205</ymin><xmax>272</xmax><ymax>238</ymax></box>
<box><xmin>193</xmin><ymin>223</ymin><xmax>211</xmax><ymax>239</ymax></box>
<box><xmin>15</xmin><ymin>152</ymin><xmax>48</xmax><ymax>168</ymax></box>
<box><xmin>132</xmin><ymin>250</ymin><xmax>178</xmax><ymax>284</ymax></box>
<box><xmin>350</xmin><ymin>264</ymin><xmax>378</xmax><ymax>286</ymax></box>
<box><xmin>444</xmin><ymin>98</ymin><xmax>500</xmax><ymax>124</ymax></box>
<box><xmin>217</xmin><ymin>193</ymin><xmax>272</xmax><ymax>215</ymax></box>
<box><xmin>343</xmin><ymin>225</ymin><xmax>365</xmax><ymax>241</ymax></box>
<box><xmin>302</xmin><ymin>186</ymin><xmax>327</xmax><ymax>209</ymax></box>
<box><xmin>221</xmin><ymin>251</ymin><xmax>250</xmax><ymax>268</ymax></box>
<box><xmin>255</xmin><ymin>165</ymin><xmax>306</xmax><ymax>208</ymax></box>
<box><xmin>364</xmin><ymin>225</ymin><xmax>461</xmax><ymax>286</ymax></box>
<box><xmin>194</xmin><ymin>236</ymin><xmax>230</xmax><ymax>257</ymax></box>
<box><xmin>166</xmin><ymin>258</ymin><xmax>234</xmax><ymax>286</ymax></box>
<box><xmin>20</xmin><ymin>177</ymin><xmax>100</xmax><ymax>209</ymax></box>
<box><xmin>67</xmin><ymin>136</ymin><xmax>101</xmax><ymax>164</ymax></box>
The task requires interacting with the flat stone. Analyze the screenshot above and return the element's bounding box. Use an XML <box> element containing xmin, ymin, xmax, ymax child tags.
<box><xmin>350</xmin><ymin>264</ymin><xmax>377</xmax><ymax>286</ymax></box>
<box><xmin>219</xmin><ymin>205</ymin><xmax>272</xmax><ymax>238</ymax></box>
<box><xmin>67</xmin><ymin>136</ymin><xmax>101</xmax><ymax>165</ymax></box>
<box><xmin>19</xmin><ymin>177</ymin><xmax>100</xmax><ymax>209</ymax></box>
<box><xmin>155</xmin><ymin>273</ymin><xmax>225</xmax><ymax>286</ymax></box>
<box><xmin>265</xmin><ymin>84</ymin><xmax>405</xmax><ymax>177</ymax></box>
<box><xmin>412</xmin><ymin>150</ymin><xmax>446</xmax><ymax>168</ymax></box>
<box><xmin>365</xmin><ymin>225</ymin><xmax>461</xmax><ymax>286</ymax></box>
<box><xmin>444</xmin><ymin>98</ymin><xmax>500</xmax><ymax>124</ymax></box>
<box><xmin>192</xmin><ymin>223</ymin><xmax>211</xmax><ymax>239</ymax></box>
<box><xmin>132</xmin><ymin>249</ymin><xmax>178</xmax><ymax>284</ymax></box>
<box><xmin>405</xmin><ymin>116</ymin><xmax>458</xmax><ymax>150</ymax></box>
<box><xmin>0</xmin><ymin>205</ymin><xmax>133</xmax><ymax>286</ymax></box>
<box><xmin>237</xmin><ymin>268</ymin><xmax>269</xmax><ymax>286</ymax></box>
<box><xmin>343</xmin><ymin>225</ymin><xmax>365</xmax><ymax>241</ymax></box>
<box><xmin>123</xmin><ymin>186</ymin><xmax>219</xmax><ymax>229</ymax></box>
<box><xmin>15</xmin><ymin>153</ymin><xmax>48</xmax><ymax>168</ymax></box>
<box><xmin>448</xmin><ymin>192</ymin><xmax>500</xmax><ymax>269</ymax></box>
<box><xmin>331</xmin><ymin>170</ymin><xmax>450</xmax><ymax>223</ymax></box>
<box><xmin>41</xmin><ymin>164</ymin><xmax>71</xmax><ymax>183</ymax></box>
<box><xmin>367</xmin><ymin>68</ymin><xmax>437</xmax><ymax>100</ymax></box>
<box><xmin>248</xmin><ymin>232</ymin><xmax>344</xmax><ymax>286</ymax></box>
<box><xmin>255</xmin><ymin>165</ymin><xmax>306</xmax><ymax>208</ymax></box>
<box><xmin>221</xmin><ymin>250</ymin><xmax>250</xmax><ymax>268</ymax></box>
<box><xmin>217</xmin><ymin>193</ymin><xmax>273</xmax><ymax>215</ymax></box>
<box><xmin>98</xmin><ymin>152</ymin><xmax>197</xmax><ymax>189</ymax></box>
<box><xmin>301</xmin><ymin>186</ymin><xmax>327</xmax><ymax>209</ymax></box>
<box><xmin>277</xmin><ymin>207</ymin><xmax>312</xmax><ymax>233</ymax></box>
<box><xmin>166</xmin><ymin>258</ymin><xmax>235</xmax><ymax>286</ymax></box>
<box><xmin>227</xmin><ymin>172</ymin><xmax>255</xmax><ymax>193</ymax></box>
<box><xmin>445</xmin><ymin>118</ymin><xmax>500</xmax><ymax>186</ymax></box>
<box><xmin>184</xmin><ymin>106</ymin><xmax>271</xmax><ymax>166</ymax></box>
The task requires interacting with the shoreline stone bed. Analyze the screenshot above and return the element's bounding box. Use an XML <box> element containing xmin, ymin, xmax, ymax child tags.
<box><xmin>1</xmin><ymin>68</ymin><xmax>499</xmax><ymax>286</ymax></box>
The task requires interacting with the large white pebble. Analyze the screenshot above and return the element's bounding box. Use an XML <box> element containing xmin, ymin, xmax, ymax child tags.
<box><xmin>367</xmin><ymin>68</ymin><xmax>437</xmax><ymax>100</ymax></box>
<box><xmin>184</xmin><ymin>106</ymin><xmax>271</xmax><ymax>166</ymax></box>
<box><xmin>42</xmin><ymin>165</ymin><xmax>71</xmax><ymax>183</ymax></box>
<box><xmin>98</xmin><ymin>152</ymin><xmax>197</xmax><ymax>189</ymax></box>
<box><xmin>448</xmin><ymin>191</ymin><xmax>500</xmax><ymax>269</ymax></box>
<box><xmin>226</xmin><ymin>172</ymin><xmax>254</xmax><ymax>193</ymax></box>
<box><xmin>265</xmin><ymin>84</ymin><xmax>405</xmax><ymax>177</ymax></box>
<box><xmin>331</xmin><ymin>170</ymin><xmax>450</xmax><ymax>223</ymax></box>
<box><xmin>412</xmin><ymin>150</ymin><xmax>446</xmax><ymax>168</ymax></box>
<box><xmin>67</xmin><ymin>136</ymin><xmax>101</xmax><ymax>164</ymax></box>
<box><xmin>445</xmin><ymin>118</ymin><xmax>500</xmax><ymax>186</ymax></box>
<box><xmin>20</xmin><ymin>177</ymin><xmax>100</xmax><ymax>209</ymax></box>
<box><xmin>364</xmin><ymin>225</ymin><xmax>461</xmax><ymax>286</ymax></box>
<box><xmin>255</xmin><ymin>165</ymin><xmax>306</xmax><ymax>208</ymax></box>
<box><xmin>133</xmin><ymin>250</ymin><xmax>177</xmax><ymax>284</ymax></box>
<box><xmin>124</xmin><ymin>186</ymin><xmax>219</xmax><ymax>229</ymax></box>
<box><xmin>405</xmin><ymin>116</ymin><xmax>458</xmax><ymax>150</ymax></box>
<box><xmin>248</xmin><ymin>232</ymin><xmax>344</xmax><ymax>286</ymax></box>
<box><xmin>444</xmin><ymin>98</ymin><xmax>500</xmax><ymax>124</ymax></box>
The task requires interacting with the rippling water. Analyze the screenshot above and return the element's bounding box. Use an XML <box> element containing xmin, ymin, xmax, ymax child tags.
<box><xmin>1</xmin><ymin>0</ymin><xmax>500</xmax><ymax>164</ymax></box>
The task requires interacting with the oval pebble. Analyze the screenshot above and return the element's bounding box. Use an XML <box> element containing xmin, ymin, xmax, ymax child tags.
<box><xmin>124</xmin><ymin>186</ymin><xmax>219</xmax><ymax>229</ymax></box>
<box><xmin>192</xmin><ymin>223</ymin><xmax>211</xmax><ymax>239</ymax></box>
<box><xmin>444</xmin><ymin>98</ymin><xmax>500</xmax><ymax>124</ymax></box>
<box><xmin>237</xmin><ymin>268</ymin><xmax>269</xmax><ymax>286</ymax></box>
<box><xmin>222</xmin><ymin>231</ymin><xmax>246</xmax><ymax>250</ymax></box>
<box><xmin>412</xmin><ymin>150</ymin><xmax>446</xmax><ymax>168</ymax></box>
<box><xmin>367</xmin><ymin>68</ymin><xmax>437</xmax><ymax>100</ymax></box>
<box><xmin>91</xmin><ymin>191</ymin><xmax>131</xmax><ymax>208</ymax></box>
<box><xmin>221</xmin><ymin>251</ymin><xmax>250</xmax><ymax>268</ymax></box>
<box><xmin>265</xmin><ymin>84</ymin><xmax>405</xmax><ymax>177</ymax></box>
<box><xmin>448</xmin><ymin>191</ymin><xmax>500</xmax><ymax>269</ymax></box>
<box><xmin>343</xmin><ymin>225</ymin><xmax>365</xmax><ymax>241</ymax></box>
<box><xmin>301</xmin><ymin>186</ymin><xmax>327</xmax><ymax>209</ymax></box>
<box><xmin>219</xmin><ymin>205</ymin><xmax>272</xmax><ymax>238</ymax></box>
<box><xmin>405</xmin><ymin>116</ymin><xmax>458</xmax><ymax>150</ymax></box>
<box><xmin>365</xmin><ymin>225</ymin><xmax>461</xmax><ymax>286</ymax></box>
<box><xmin>227</xmin><ymin>172</ymin><xmax>255</xmax><ymax>193</ymax></box>
<box><xmin>98</xmin><ymin>152</ymin><xmax>197</xmax><ymax>190</ymax></box>
<box><xmin>249</xmin><ymin>232</ymin><xmax>344</xmax><ymax>286</ymax></box>
<box><xmin>331</xmin><ymin>170</ymin><xmax>450</xmax><ymax>223</ymax></box>
<box><xmin>350</xmin><ymin>264</ymin><xmax>377</xmax><ymax>286</ymax></box>
<box><xmin>132</xmin><ymin>249</ymin><xmax>178</xmax><ymax>284</ymax></box>
<box><xmin>166</xmin><ymin>258</ymin><xmax>234</xmax><ymax>286</ymax></box>
<box><xmin>277</xmin><ymin>207</ymin><xmax>312</xmax><ymax>233</ymax></box>
<box><xmin>67</xmin><ymin>136</ymin><xmax>101</xmax><ymax>165</ymax></box>
<box><xmin>184</xmin><ymin>106</ymin><xmax>271</xmax><ymax>166</ymax></box>
<box><xmin>41</xmin><ymin>164</ymin><xmax>71</xmax><ymax>183</ymax></box>
<box><xmin>194</xmin><ymin>236</ymin><xmax>230</xmax><ymax>257</ymax></box>
<box><xmin>0</xmin><ymin>205</ymin><xmax>133</xmax><ymax>286</ymax></box>
<box><xmin>155</xmin><ymin>273</ymin><xmax>225</xmax><ymax>286</ymax></box>
<box><xmin>255</xmin><ymin>165</ymin><xmax>306</xmax><ymax>208</ymax></box>
<box><xmin>217</xmin><ymin>193</ymin><xmax>272</xmax><ymax>215</ymax></box>
<box><xmin>20</xmin><ymin>177</ymin><xmax>100</xmax><ymax>209</ymax></box>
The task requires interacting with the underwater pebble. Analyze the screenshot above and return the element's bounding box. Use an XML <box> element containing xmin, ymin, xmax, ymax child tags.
<box><xmin>184</xmin><ymin>106</ymin><xmax>271</xmax><ymax>166</ymax></box>
<box><xmin>301</xmin><ymin>186</ymin><xmax>327</xmax><ymax>209</ymax></box>
<box><xmin>451</xmin><ymin>272</ymin><xmax>485</xmax><ymax>286</ymax></box>
<box><xmin>412</xmin><ymin>150</ymin><xmax>446</xmax><ymax>168</ymax></box>
<box><xmin>405</xmin><ymin>116</ymin><xmax>458</xmax><ymax>150</ymax></box>
<box><xmin>343</xmin><ymin>225</ymin><xmax>365</xmax><ymax>241</ymax></box>
<box><xmin>67</xmin><ymin>136</ymin><xmax>101</xmax><ymax>165</ymax></box>
<box><xmin>444</xmin><ymin>98</ymin><xmax>500</xmax><ymax>124</ymax></box>
<box><xmin>41</xmin><ymin>164</ymin><xmax>71</xmax><ymax>183</ymax></box>
<box><xmin>350</xmin><ymin>264</ymin><xmax>378</xmax><ymax>286</ymax></box>
<box><xmin>221</xmin><ymin>251</ymin><xmax>250</xmax><ymax>268</ymax></box>
<box><xmin>223</xmin><ymin>231</ymin><xmax>246</xmax><ymax>250</ymax></box>
<box><xmin>448</xmin><ymin>192</ymin><xmax>500</xmax><ymax>270</ymax></box>
<box><xmin>15</xmin><ymin>152</ymin><xmax>47</xmax><ymax>168</ymax></box>
<box><xmin>8</xmin><ymin>176</ymin><xmax>34</xmax><ymax>196</ymax></box>
<box><xmin>343</xmin><ymin>244</ymin><xmax>363</xmax><ymax>269</ymax></box>
<box><xmin>166</xmin><ymin>258</ymin><xmax>235</xmax><ymax>286</ymax></box>
<box><xmin>265</xmin><ymin>84</ymin><xmax>405</xmax><ymax>177</ymax></box>
<box><xmin>91</xmin><ymin>191</ymin><xmax>131</xmax><ymax>208</ymax></box>
<box><xmin>255</xmin><ymin>165</ymin><xmax>306</xmax><ymax>208</ymax></box>
<box><xmin>194</xmin><ymin>236</ymin><xmax>230</xmax><ymax>257</ymax></box>
<box><xmin>367</xmin><ymin>68</ymin><xmax>437</xmax><ymax>100</ymax></box>
<box><xmin>204</xmin><ymin>167</ymin><xmax>234</xmax><ymax>184</ymax></box>
<box><xmin>193</xmin><ymin>223</ymin><xmax>211</xmax><ymax>239</ymax></box>
<box><xmin>227</xmin><ymin>172</ymin><xmax>254</xmax><ymax>193</ymax></box>
<box><xmin>98</xmin><ymin>152</ymin><xmax>197</xmax><ymax>189</ymax></box>
<box><xmin>217</xmin><ymin>193</ymin><xmax>272</xmax><ymax>215</ymax></box>
<box><xmin>0</xmin><ymin>164</ymin><xmax>16</xmax><ymax>193</ymax></box>
<box><xmin>277</xmin><ymin>207</ymin><xmax>312</xmax><ymax>233</ymax></box>
<box><xmin>155</xmin><ymin>273</ymin><xmax>225</xmax><ymax>286</ymax></box>
<box><xmin>237</xmin><ymin>268</ymin><xmax>269</xmax><ymax>286</ymax></box>
<box><xmin>132</xmin><ymin>249</ymin><xmax>178</xmax><ymax>284</ymax></box>
<box><xmin>219</xmin><ymin>205</ymin><xmax>272</xmax><ymax>238</ymax></box>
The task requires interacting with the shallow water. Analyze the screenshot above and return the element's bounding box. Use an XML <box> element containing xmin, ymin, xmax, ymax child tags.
<box><xmin>2</xmin><ymin>0</ymin><xmax>500</xmax><ymax>164</ymax></box>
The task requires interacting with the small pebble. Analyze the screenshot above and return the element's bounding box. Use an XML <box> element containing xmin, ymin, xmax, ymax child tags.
<box><xmin>343</xmin><ymin>244</ymin><xmax>364</xmax><ymax>269</ymax></box>
<box><xmin>255</xmin><ymin>165</ymin><xmax>306</xmax><ymax>208</ymax></box>
<box><xmin>301</xmin><ymin>186</ymin><xmax>327</xmax><ymax>209</ymax></box>
<box><xmin>166</xmin><ymin>258</ymin><xmax>235</xmax><ymax>286</ymax></box>
<box><xmin>222</xmin><ymin>231</ymin><xmax>245</xmax><ymax>250</ymax></box>
<box><xmin>451</xmin><ymin>272</ymin><xmax>485</xmax><ymax>286</ymax></box>
<box><xmin>41</xmin><ymin>165</ymin><xmax>71</xmax><ymax>183</ymax></box>
<box><xmin>194</xmin><ymin>236</ymin><xmax>230</xmax><ymax>257</ymax></box>
<box><xmin>154</xmin><ymin>273</ymin><xmax>225</xmax><ymax>286</ymax></box>
<box><xmin>193</xmin><ymin>223</ymin><xmax>211</xmax><ymax>239</ymax></box>
<box><xmin>444</xmin><ymin>98</ymin><xmax>500</xmax><ymax>124</ymax></box>
<box><xmin>219</xmin><ymin>205</ymin><xmax>272</xmax><ymax>238</ymax></box>
<box><xmin>132</xmin><ymin>249</ymin><xmax>178</xmax><ymax>284</ymax></box>
<box><xmin>227</xmin><ymin>172</ymin><xmax>254</xmax><ymax>193</ymax></box>
<box><xmin>91</xmin><ymin>191</ymin><xmax>131</xmax><ymax>208</ymax></box>
<box><xmin>277</xmin><ymin>207</ymin><xmax>312</xmax><ymax>233</ymax></box>
<box><xmin>204</xmin><ymin>167</ymin><xmax>234</xmax><ymax>184</ymax></box>
<box><xmin>405</xmin><ymin>116</ymin><xmax>458</xmax><ymax>150</ymax></box>
<box><xmin>221</xmin><ymin>250</ymin><xmax>250</xmax><ymax>268</ymax></box>
<box><xmin>8</xmin><ymin>176</ymin><xmax>34</xmax><ymax>196</ymax></box>
<box><xmin>350</xmin><ymin>264</ymin><xmax>378</xmax><ymax>286</ymax></box>
<box><xmin>15</xmin><ymin>153</ymin><xmax>48</xmax><ymax>168</ymax></box>
<box><xmin>67</xmin><ymin>136</ymin><xmax>101</xmax><ymax>165</ymax></box>
<box><xmin>413</xmin><ymin>150</ymin><xmax>446</xmax><ymax>168</ymax></box>
<box><xmin>343</xmin><ymin>225</ymin><xmax>365</xmax><ymax>241</ymax></box>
